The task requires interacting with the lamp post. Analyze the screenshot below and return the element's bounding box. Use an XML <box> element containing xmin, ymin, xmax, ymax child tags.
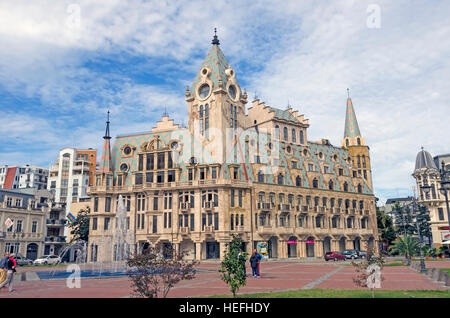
<box><xmin>438</xmin><ymin>161</ymin><xmax>450</xmax><ymax>228</ymax></box>
<box><xmin>411</xmin><ymin>199</ymin><xmax>426</xmax><ymax>273</ymax></box>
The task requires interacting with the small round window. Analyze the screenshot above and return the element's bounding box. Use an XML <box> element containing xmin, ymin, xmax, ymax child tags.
<box><xmin>123</xmin><ymin>146</ymin><xmax>132</xmax><ymax>155</ymax></box>
<box><xmin>228</xmin><ymin>85</ymin><xmax>236</xmax><ymax>99</ymax></box>
<box><xmin>286</xmin><ymin>146</ymin><xmax>291</xmax><ymax>153</ymax></box>
<box><xmin>120</xmin><ymin>163</ymin><xmax>128</xmax><ymax>172</ymax></box>
<box><xmin>199</xmin><ymin>84</ymin><xmax>210</xmax><ymax>99</ymax></box>
<box><xmin>303</xmin><ymin>149</ymin><xmax>308</xmax><ymax>156</ymax></box>
<box><xmin>171</xmin><ymin>142</ymin><xmax>178</xmax><ymax>150</ymax></box>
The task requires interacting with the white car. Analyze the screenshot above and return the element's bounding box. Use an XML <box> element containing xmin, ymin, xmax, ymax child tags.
<box><xmin>33</xmin><ymin>255</ymin><xmax>61</xmax><ymax>265</ymax></box>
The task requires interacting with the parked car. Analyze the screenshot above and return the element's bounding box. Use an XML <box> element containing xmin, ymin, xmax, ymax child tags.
<box><xmin>357</xmin><ymin>250</ymin><xmax>367</xmax><ymax>259</ymax></box>
<box><xmin>324</xmin><ymin>251</ymin><xmax>347</xmax><ymax>261</ymax></box>
<box><xmin>13</xmin><ymin>254</ymin><xmax>33</xmax><ymax>266</ymax></box>
<box><xmin>33</xmin><ymin>255</ymin><xmax>61</xmax><ymax>265</ymax></box>
<box><xmin>342</xmin><ymin>249</ymin><xmax>360</xmax><ymax>260</ymax></box>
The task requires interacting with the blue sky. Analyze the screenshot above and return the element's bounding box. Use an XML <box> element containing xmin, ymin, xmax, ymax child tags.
<box><xmin>0</xmin><ymin>0</ymin><xmax>449</xmax><ymax>204</ymax></box>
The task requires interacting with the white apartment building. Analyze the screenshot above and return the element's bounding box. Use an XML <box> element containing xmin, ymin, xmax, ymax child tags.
<box><xmin>48</xmin><ymin>148</ymin><xmax>97</xmax><ymax>237</ymax></box>
<box><xmin>0</xmin><ymin>165</ymin><xmax>49</xmax><ymax>190</ymax></box>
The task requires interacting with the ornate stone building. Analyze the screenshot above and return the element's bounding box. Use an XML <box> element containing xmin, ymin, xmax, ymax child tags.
<box><xmin>413</xmin><ymin>149</ymin><xmax>450</xmax><ymax>247</ymax></box>
<box><xmin>87</xmin><ymin>33</ymin><xmax>378</xmax><ymax>262</ymax></box>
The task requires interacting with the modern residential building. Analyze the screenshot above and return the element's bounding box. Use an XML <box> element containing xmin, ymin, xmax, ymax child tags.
<box><xmin>413</xmin><ymin>148</ymin><xmax>450</xmax><ymax>247</ymax></box>
<box><xmin>47</xmin><ymin>148</ymin><xmax>97</xmax><ymax>220</ymax></box>
<box><xmin>87</xmin><ymin>33</ymin><xmax>379</xmax><ymax>262</ymax></box>
<box><xmin>0</xmin><ymin>165</ymin><xmax>49</xmax><ymax>190</ymax></box>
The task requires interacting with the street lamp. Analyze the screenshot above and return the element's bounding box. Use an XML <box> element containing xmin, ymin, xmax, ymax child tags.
<box><xmin>411</xmin><ymin>199</ymin><xmax>426</xmax><ymax>273</ymax></box>
<box><xmin>438</xmin><ymin>161</ymin><xmax>450</xmax><ymax>228</ymax></box>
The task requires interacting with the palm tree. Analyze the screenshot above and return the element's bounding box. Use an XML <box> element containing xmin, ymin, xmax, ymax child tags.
<box><xmin>389</xmin><ymin>236</ymin><xmax>420</xmax><ymax>265</ymax></box>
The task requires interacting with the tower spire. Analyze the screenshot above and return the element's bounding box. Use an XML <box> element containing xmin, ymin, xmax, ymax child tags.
<box><xmin>342</xmin><ymin>90</ymin><xmax>363</xmax><ymax>147</ymax></box>
<box><xmin>104</xmin><ymin>110</ymin><xmax>111</xmax><ymax>139</ymax></box>
<box><xmin>99</xmin><ymin>110</ymin><xmax>113</xmax><ymax>173</ymax></box>
<box><xmin>211</xmin><ymin>28</ymin><xmax>220</xmax><ymax>45</ymax></box>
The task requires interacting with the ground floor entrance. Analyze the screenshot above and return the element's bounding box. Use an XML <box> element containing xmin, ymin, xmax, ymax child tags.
<box><xmin>206</xmin><ymin>241</ymin><xmax>220</xmax><ymax>259</ymax></box>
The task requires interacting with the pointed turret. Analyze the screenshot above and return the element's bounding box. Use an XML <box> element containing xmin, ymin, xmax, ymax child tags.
<box><xmin>342</xmin><ymin>89</ymin><xmax>364</xmax><ymax>148</ymax></box>
<box><xmin>99</xmin><ymin>111</ymin><xmax>113</xmax><ymax>173</ymax></box>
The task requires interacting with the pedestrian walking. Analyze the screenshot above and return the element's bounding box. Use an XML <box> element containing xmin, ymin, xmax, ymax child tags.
<box><xmin>0</xmin><ymin>253</ymin><xmax>17</xmax><ymax>292</ymax></box>
<box><xmin>238</xmin><ymin>250</ymin><xmax>247</xmax><ymax>277</ymax></box>
<box><xmin>0</xmin><ymin>252</ymin><xmax>9</xmax><ymax>285</ymax></box>
<box><xmin>254</xmin><ymin>249</ymin><xmax>263</xmax><ymax>278</ymax></box>
<box><xmin>249</xmin><ymin>251</ymin><xmax>259</xmax><ymax>278</ymax></box>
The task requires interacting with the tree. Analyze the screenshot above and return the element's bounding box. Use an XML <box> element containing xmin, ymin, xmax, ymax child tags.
<box><xmin>389</xmin><ymin>235</ymin><xmax>420</xmax><ymax>263</ymax></box>
<box><xmin>376</xmin><ymin>207</ymin><xmax>396</xmax><ymax>251</ymax></box>
<box><xmin>67</xmin><ymin>206</ymin><xmax>90</xmax><ymax>243</ymax></box>
<box><xmin>415</xmin><ymin>204</ymin><xmax>432</xmax><ymax>247</ymax></box>
<box><xmin>392</xmin><ymin>203</ymin><xmax>416</xmax><ymax>237</ymax></box>
<box><xmin>219</xmin><ymin>234</ymin><xmax>248</xmax><ymax>298</ymax></box>
<box><xmin>352</xmin><ymin>244</ymin><xmax>385</xmax><ymax>298</ymax></box>
<box><xmin>126</xmin><ymin>244</ymin><xmax>197</xmax><ymax>298</ymax></box>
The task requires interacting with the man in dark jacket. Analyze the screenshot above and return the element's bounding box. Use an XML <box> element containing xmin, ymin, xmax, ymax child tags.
<box><xmin>249</xmin><ymin>252</ymin><xmax>259</xmax><ymax>278</ymax></box>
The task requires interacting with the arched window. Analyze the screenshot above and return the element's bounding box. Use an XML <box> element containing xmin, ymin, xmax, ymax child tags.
<box><xmin>312</xmin><ymin>178</ymin><xmax>318</xmax><ymax>188</ymax></box>
<box><xmin>346</xmin><ymin>139</ymin><xmax>349</xmax><ymax>147</ymax></box>
<box><xmin>296</xmin><ymin>176</ymin><xmax>301</xmax><ymax>187</ymax></box>
<box><xmin>357</xmin><ymin>155</ymin><xmax>361</xmax><ymax>168</ymax></box>
<box><xmin>300</xmin><ymin>130</ymin><xmax>304</xmax><ymax>144</ymax></box>
<box><xmin>328</xmin><ymin>180</ymin><xmax>334</xmax><ymax>190</ymax></box>
<box><xmin>292</xmin><ymin>129</ymin><xmax>296</xmax><ymax>143</ymax></box>
<box><xmin>277</xmin><ymin>174</ymin><xmax>284</xmax><ymax>185</ymax></box>
<box><xmin>357</xmin><ymin>184</ymin><xmax>362</xmax><ymax>193</ymax></box>
<box><xmin>343</xmin><ymin>182</ymin><xmax>348</xmax><ymax>192</ymax></box>
<box><xmin>199</xmin><ymin>105</ymin><xmax>204</xmax><ymax>136</ymax></box>
<box><xmin>275</xmin><ymin>125</ymin><xmax>280</xmax><ymax>139</ymax></box>
<box><xmin>205</xmin><ymin>104</ymin><xmax>209</xmax><ymax>139</ymax></box>
<box><xmin>362</xmin><ymin>155</ymin><xmax>366</xmax><ymax>168</ymax></box>
<box><xmin>357</xmin><ymin>138</ymin><xmax>361</xmax><ymax>145</ymax></box>
<box><xmin>283</xmin><ymin>127</ymin><xmax>288</xmax><ymax>141</ymax></box>
<box><xmin>258</xmin><ymin>171</ymin><xmax>264</xmax><ymax>183</ymax></box>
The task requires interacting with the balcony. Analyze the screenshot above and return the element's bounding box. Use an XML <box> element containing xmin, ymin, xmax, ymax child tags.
<box><xmin>257</xmin><ymin>225</ymin><xmax>273</xmax><ymax>235</ymax></box>
<box><xmin>203</xmin><ymin>226</ymin><xmax>214</xmax><ymax>233</ymax></box>
<box><xmin>203</xmin><ymin>202</ymin><xmax>216</xmax><ymax>211</ymax></box>
<box><xmin>46</xmin><ymin>219</ymin><xmax>66</xmax><ymax>226</ymax></box>
<box><xmin>180</xmin><ymin>227</ymin><xmax>190</xmax><ymax>235</ymax></box>
<box><xmin>302</xmin><ymin>206</ymin><xmax>309</xmax><ymax>213</ymax></box>
<box><xmin>258</xmin><ymin>202</ymin><xmax>271</xmax><ymax>211</ymax></box>
<box><xmin>278</xmin><ymin>204</ymin><xmax>291</xmax><ymax>212</ymax></box>
<box><xmin>364</xmin><ymin>210</ymin><xmax>370</xmax><ymax>215</ymax></box>
<box><xmin>45</xmin><ymin>236</ymin><xmax>66</xmax><ymax>243</ymax></box>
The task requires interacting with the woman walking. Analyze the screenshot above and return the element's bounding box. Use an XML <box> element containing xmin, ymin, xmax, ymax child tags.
<box><xmin>249</xmin><ymin>251</ymin><xmax>259</xmax><ymax>278</ymax></box>
<box><xmin>0</xmin><ymin>254</ymin><xmax>16</xmax><ymax>292</ymax></box>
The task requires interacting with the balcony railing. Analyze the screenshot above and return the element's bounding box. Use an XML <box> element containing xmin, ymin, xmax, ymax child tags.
<box><xmin>278</xmin><ymin>204</ymin><xmax>291</xmax><ymax>211</ymax></box>
<box><xmin>203</xmin><ymin>226</ymin><xmax>214</xmax><ymax>233</ymax></box>
<box><xmin>180</xmin><ymin>227</ymin><xmax>190</xmax><ymax>234</ymax></box>
<box><xmin>302</xmin><ymin>206</ymin><xmax>309</xmax><ymax>212</ymax></box>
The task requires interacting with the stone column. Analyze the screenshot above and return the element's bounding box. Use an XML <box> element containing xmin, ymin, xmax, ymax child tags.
<box><xmin>278</xmin><ymin>240</ymin><xmax>287</xmax><ymax>259</ymax></box>
<box><xmin>219</xmin><ymin>241</ymin><xmax>227</xmax><ymax>260</ymax></box>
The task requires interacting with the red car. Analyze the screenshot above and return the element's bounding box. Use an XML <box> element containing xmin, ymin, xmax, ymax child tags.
<box><xmin>324</xmin><ymin>251</ymin><xmax>347</xmax><ymax>261</ymax></box>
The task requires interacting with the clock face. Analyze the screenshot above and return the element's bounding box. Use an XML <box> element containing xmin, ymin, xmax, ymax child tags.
<box><xmin>228</xmin><ymin>85</ymin><xmax>236</xmax><ymax>99</ymax></box>
<box><xmin>198</xmin><ymin>84</ymin><xmax>210</xmax><ymax>99</ymax></box>
<box><xmin>120</xmin><ymin>163</ymin><xmax>128</xmax><ymax>172</ymax></box>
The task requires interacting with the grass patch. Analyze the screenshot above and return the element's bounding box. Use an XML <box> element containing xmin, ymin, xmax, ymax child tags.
<box><xmin>439</xmin><ymin>269</ymin><xmax>450</xmax><ymax>273</ymax></box>
<box><xmin>383</xmin><ymin>263</ymin><xmax>406</xmax><ymax>267</ymax></box>
<box><xmin>206</xmin><ymin>289</ymin><xmax>450</xmax><ymax>298</ymax></box>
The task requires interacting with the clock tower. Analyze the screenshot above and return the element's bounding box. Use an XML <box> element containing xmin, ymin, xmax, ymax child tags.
<box><xmin>185</xmin><ymin>30</ymin><xmax>248</xmax><ymax>163</ymax></box>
